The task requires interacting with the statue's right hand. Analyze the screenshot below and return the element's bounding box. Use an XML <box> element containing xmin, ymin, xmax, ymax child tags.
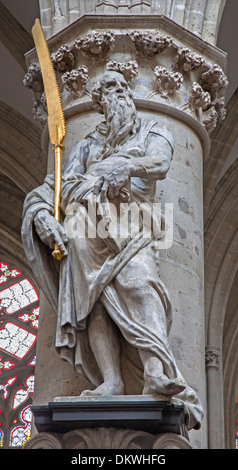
<box><xmin>34</xmin><ymin>209</ymin><xmax>68</xmax><ymax>257</ymax></box>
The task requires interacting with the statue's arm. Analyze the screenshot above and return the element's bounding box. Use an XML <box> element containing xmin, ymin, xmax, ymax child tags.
<box><xmin>128</xmin><ymin>132</ymin><xmax>174</xmax><ymax>181</ymax></box>
<box><xmin>31</xmin><ymin>141</ymin><xmax>86</xmax><ymax>256</ymax></box>
<box><xmin>93</xmin><ymin>130</ymin><xmax>174</xmax><ymax>199</ymax></box>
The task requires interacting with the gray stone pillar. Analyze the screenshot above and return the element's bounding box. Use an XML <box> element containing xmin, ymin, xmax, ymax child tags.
<box><xmin>24</xmin><ymin>10</ymin><xmax>228</xmax><ymax>450</ymax></box>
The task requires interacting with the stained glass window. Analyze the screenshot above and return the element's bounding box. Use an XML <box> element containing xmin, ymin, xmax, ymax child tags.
<box><xmin>0</xmin><ymin>260</ymin><xmax>39</xmax><ymax>448</ymax></box>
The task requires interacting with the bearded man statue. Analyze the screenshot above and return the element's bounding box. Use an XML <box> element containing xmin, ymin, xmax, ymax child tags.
<box><xmin>21</xmin><ymin>71</ymin><xmax>203</xmax><ymax>431</ymax></box>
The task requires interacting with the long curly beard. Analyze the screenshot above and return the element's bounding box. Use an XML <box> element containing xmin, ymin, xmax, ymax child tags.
<box><xmin>100</xmin><ymin>92</ymin><xmax>138</xmax><ymax>159</ymax></box>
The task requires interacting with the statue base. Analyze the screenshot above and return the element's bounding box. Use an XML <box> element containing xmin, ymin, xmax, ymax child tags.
<box><xmin>24</xmin><ymin>395</ymin><xmax>193</xmax><ymax>449</ymax></box>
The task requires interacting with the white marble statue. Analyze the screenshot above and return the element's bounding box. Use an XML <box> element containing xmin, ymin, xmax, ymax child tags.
<box><xmin>21</xmin><ymin>71</ymin><xmax>203</xmax><ymax>430</ymax></box>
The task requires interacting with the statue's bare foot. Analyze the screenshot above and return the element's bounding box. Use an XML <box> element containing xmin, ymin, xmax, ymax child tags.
<box><xmin>143</xmin><ymin>375</ymin><xmax>186</xmax><ymax>397</ymax></box>
<box><xmin>80</xmin><ymin>380</ymin><xmax>124</xmax><ymax>397</ymax></box>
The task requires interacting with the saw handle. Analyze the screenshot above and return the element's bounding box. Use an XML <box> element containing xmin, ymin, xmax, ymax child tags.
<box><xmin>52</xmin><ymin>140</ymin><xmax>65</xmax><ymax>261</ymax></box>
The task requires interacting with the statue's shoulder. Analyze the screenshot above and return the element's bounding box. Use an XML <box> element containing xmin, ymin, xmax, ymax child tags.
<box><xmin>141</xmin><ymin>118</ymin><xmax>175</xmax><ymax>151</ymax></box>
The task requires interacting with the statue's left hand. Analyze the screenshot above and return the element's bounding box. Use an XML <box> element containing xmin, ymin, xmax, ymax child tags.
<box><xmin>93</xmin><ymin>161</ymin><xmax>131</xmax><ymax>200</ymax></box>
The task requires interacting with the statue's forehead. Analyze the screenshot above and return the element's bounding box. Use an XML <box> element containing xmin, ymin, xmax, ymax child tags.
<box><xmin>101</xmin><ymin>72</ymin><xmax>127</xmax><ymax>85</ymax></box>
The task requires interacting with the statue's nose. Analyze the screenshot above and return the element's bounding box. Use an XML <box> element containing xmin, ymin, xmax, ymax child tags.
<box><xmin>116</xmin><ymin>84</ymin><xmax>124</xmax><ymax>93</ymax></box>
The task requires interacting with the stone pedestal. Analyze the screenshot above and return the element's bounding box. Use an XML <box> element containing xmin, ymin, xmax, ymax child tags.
<box><xmin>23</xmin><ymin>9</ymin><xmax>228</xmax><ymax>450</ymax></box>
<box><xmin>24</xmin><ymin>396</ymin><xmax>192</xmax><ymax>449</ymax></box>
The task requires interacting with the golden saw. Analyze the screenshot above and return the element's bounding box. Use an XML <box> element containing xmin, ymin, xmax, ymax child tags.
<box><xmin>32</xmin><ymin>18</ymin><xmax>65</xmax><ymax>260</ymax></box>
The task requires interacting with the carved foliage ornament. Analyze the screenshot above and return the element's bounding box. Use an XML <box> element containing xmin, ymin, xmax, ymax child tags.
<box><xmin>173</xmin><ymin>46</ymin><xmax>206</xmax><ymax>72</ymax></box>
<box><xmin>129</xmin><ymin>30</ymin><xmax>173</xmax><ymax>58</ymax></box>
<box><xmin>154</xmin><ymin>66</ymin><xmax>183</xmax><ymax>97</ymax></box>
<box><xmin>190</xmin><ymin>82</ymin><xmax>211</xmax><ymax>110</ymax></box>
<box><xmin>24</xmin><ymin>29</ymin><xmax>228</xmax><ymax>134</ymax></box>
<box><xmin>75</xmin><ymin>31</ymin><xmax>115</xmax><ymax>61</ymax></box>
<box><xmin>61</xmin><ymin>66</ymin><xmax>89</xmax><ymax>96</ymax></box>
<box><xmin>23</xmin><ymin>63</ymin><xmax>43</xmax><ymax>93</ymax></box>
<box><xmin>51</xmin><ymin>44</ymin><xmax>76</xmax><ymax>72</ymax></box>
<box><xmin>199</xmin><ymin>64</ymin><xmax>229</xmax><ymax>99</ymax></box>
<box><xmin>106</xmin><ymin>60</ymin><xmax>139</xmax><ymax>82</ymax></box>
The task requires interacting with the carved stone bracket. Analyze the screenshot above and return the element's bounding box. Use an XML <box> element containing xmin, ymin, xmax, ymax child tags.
<box><xmin>24</xmin><ymin>428</ymin><xmax>193</xmax><ymax>449</ymax></box>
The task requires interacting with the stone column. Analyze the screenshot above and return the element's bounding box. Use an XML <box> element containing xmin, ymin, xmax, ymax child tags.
<box><xmin>205</xmin><ymin>346</ymin><xmax>224</xmax><ymax>448</ymax></box>
<box><xmin>24</xmin><ymin>10</ymin><xmax>227</xmax><ymax>449</ymax></box>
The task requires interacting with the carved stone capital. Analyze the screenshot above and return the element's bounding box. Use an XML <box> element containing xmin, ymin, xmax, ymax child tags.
<box><xmin>24</xmin><ymin>428</ymin><xmax>193</xmax><ymax>449</ymax></box>
<box><xmin>205</xmin><ymin>346</ymin><xmax>221</xmax><ymax>370</ymax></box>
<box><xmin>24</xmin><ymin>17</ymin><xmax>228</xmax><ymax>134</ymax></box>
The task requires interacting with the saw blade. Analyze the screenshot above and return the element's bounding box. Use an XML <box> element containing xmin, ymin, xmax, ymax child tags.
<box><xmin>32</xmin><ymin>18</ymin><xmax>65</xmax><ymax>146</ymax></box>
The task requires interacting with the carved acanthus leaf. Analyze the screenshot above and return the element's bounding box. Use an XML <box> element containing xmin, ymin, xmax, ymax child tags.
<box><xmin>173</xmin><ymin>46</ymin><xmax>206</xmax><ymax>72</ymax></box>
<box><xmin>51</xmin><ymin>44</ymin><xmax>76</xmax><ymax>72</ymax></box>
<box><xmin>106</xmin><ymin>60</ymin><xmax>138</xmax><ymax>82</ymax></box>
<box><xmin>129</xmin><ymin>31</ymin><xmax>173</xmax><ymax>58</ymax></box>
<box><xmin>61</xmin><ymin>66</ymin><xmax>89</xmax><ymax>95</ymax></box>
<box><xmin>75</xmin><ymin>31</ymin><xmax>115</xmax><ymax>61</ymax></box>
<box><xmin>154</xmin><ymin>66</ymin><xmax>183</xmax><ymax>97</ymax></box>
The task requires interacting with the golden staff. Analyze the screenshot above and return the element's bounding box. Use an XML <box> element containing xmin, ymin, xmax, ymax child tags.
<box><xmin>32</xmin><ymin>19</ymin><xmax>65</xmax><ymax>260</ymax></box>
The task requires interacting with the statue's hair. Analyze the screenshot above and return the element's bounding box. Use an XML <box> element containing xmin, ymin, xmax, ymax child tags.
<box><xmin>91</xmin><ymin>71</ymin><xmax>133</xmax><ymax>113</ymax></box>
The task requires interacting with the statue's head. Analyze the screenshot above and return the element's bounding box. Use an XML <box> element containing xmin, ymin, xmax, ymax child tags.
<box><xmin>92</xmin><ymin>71</ymin><xmax>133</xmax><ymax>114</ymax></box>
